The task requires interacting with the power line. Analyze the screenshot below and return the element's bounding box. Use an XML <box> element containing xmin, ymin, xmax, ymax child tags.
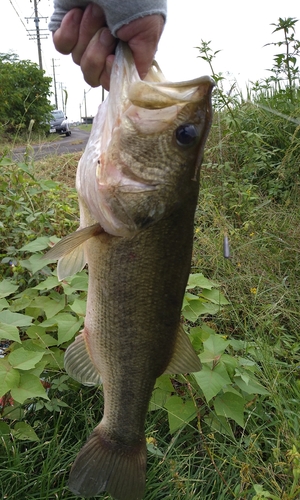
<box><xmin>9</xmin><ymin>0</ymin><xmax>30</xmax><ymax>35</ymax></box>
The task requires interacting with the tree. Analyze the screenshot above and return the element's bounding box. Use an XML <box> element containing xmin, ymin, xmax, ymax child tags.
<box><xmin>0</xmin><ymin>53</ymin><xmax>53</xmax><ymax>135</ymax></box>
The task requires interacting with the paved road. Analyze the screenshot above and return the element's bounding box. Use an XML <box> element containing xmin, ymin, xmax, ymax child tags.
<box><xmin>12</xmin><ymin>127</ymin><xmax>90</xmax><ymax>162</ymax></box>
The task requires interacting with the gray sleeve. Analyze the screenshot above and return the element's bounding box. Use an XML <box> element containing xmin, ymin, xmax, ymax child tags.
<box><xmin>49</xmin><ymin>0</ymin><xmax>167</xmax><ymax>36</ymax></box>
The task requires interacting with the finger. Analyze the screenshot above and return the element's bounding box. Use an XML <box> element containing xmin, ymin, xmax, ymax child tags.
<box><xmin>117</xmin><ymin>15</ymin><xmax>165</xmax><ymax>79</ymax></box>
<box><xmin>53</xmin><ymin>8</ymin><xmax>84</xmax><ymax>54</ymax></box>
<box><xmin>80</xmin><ymin>29</ymin><xmax>116</xmax><ymax>89</ymax></box>
<box><xmin>72</xmin><ymin>3</ymin><xmax>107</xmax><ymax>65</ymax></box>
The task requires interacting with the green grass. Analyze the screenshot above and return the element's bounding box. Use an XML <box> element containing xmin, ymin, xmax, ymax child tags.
<box><xmin>77</xmin><ymin>124</ymin><xmax>93</xmax><ymax>133</ymax></box>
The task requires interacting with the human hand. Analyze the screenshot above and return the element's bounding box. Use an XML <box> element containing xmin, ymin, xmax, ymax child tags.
<box><xmin>52</xmin><ymin>3</ymin><xmax>165</xmax><ymax>90</ymax></box>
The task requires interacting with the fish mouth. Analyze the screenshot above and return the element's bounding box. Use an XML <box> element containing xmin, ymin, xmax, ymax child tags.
<box><xmin>77</xmin><ymin>42</ymin><xmax>215</xmax><ymax>237</ymax></box>
<box><xmin>129</xmin><ymin>73</ymin><xmax>214</xmax><ymax>110</ymax></box>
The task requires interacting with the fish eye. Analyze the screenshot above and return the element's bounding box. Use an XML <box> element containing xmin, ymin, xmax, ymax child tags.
<box><xmin>175</xmin><ymin>124</ymin><xmax>199</xmax><ymax>147</ymax></box>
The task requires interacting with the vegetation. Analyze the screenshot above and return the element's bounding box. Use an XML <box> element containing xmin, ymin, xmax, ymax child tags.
<box><xmin>0</xmin><ymin>53</ymin><xmax>53</xmax><ymax>139</ymax></box>
<box><xmin>0</xmin><ymin>17</ymin><xmax>300</xmax><ymax>500</ymax></box>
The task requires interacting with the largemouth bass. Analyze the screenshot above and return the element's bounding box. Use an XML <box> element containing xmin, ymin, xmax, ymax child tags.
<box><xmin>45</xmin><ymin>42</ymin><xmax>214</xmax><ymax>499</ymax></box>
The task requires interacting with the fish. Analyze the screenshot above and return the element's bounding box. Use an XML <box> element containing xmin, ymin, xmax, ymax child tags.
<box><xmin>45</xmin><ymin>42</ymin><xmax>214</xmax><ymax>500</ymax></box>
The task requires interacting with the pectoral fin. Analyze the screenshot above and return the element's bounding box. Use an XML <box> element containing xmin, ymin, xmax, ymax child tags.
<box><xmin>64</xmin><ymin>331</ymin><xmax>102</xmax><ymax>386</ymax></box>
<box><xmin>56</xmin><ymin>244</ymin><xmax>86</xmax><ymax>281</ymax></box>
<box><xmin>164</xmin><ymin>325</ymin><xmax>201</xmax><ymax>375</ymax></box>
<box><xmin>42</xmin><ymin>223</ymin><xmax>103</xmax><ymax>280</ymax></box>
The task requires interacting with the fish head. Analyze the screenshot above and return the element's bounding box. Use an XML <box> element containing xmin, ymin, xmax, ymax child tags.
<box><xmin>77</xmin><ymin>43</ymin><xmax>215</xmax><ymax>236</ymax></box>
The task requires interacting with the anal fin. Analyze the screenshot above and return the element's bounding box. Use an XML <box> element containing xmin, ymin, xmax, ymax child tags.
<box><xmin>164</xmin><ymin>325</ymin><xmax>201</xmax><ymax>374</ymax></box>
<box><xmin>64</xmin><ymin>331</ymin><xmax>102</xmax><ymax>386</ymax></box>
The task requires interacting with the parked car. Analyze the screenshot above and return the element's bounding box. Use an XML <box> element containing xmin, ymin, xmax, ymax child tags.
<box><xmin>50</xmin><ymin>110</ymin><xmax>71</xmax><ymax>136</ymax></box>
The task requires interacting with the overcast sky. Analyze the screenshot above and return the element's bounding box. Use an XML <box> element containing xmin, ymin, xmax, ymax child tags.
<box><xmin>1</xmin><ymin>0</ymin><xmax>299</xmax><ymax>120</ymax></box>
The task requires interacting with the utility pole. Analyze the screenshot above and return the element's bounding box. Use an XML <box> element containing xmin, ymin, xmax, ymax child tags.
<box><xmin>52</xmin><ymin>59</ymin><xmax>59</xmax><ymax>109</ymax></box>
<box><xmin>84</xmin><ymin>90</ymin><xmax>88</xmax><ymax>123</ymax></box>
<box><xmin>33</xmin><ymin>0</ymin><xmax>42</xmax><ymax>70</ymax></box>
<box><xmin>26</xmin><ymin>0</ymin><xmax>48</xmax><ymax>70</ymax></box>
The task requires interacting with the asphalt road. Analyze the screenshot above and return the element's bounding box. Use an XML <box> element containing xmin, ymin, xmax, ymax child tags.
<box><xmin>12</xmin><ymin>127</ymin><xmax>90</xmax><ymax>162</ymax></box>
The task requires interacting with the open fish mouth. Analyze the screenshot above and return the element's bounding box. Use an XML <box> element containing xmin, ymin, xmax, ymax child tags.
<box><xmin>75</xmin><ymin>42</ymin><xmax>214</xmax><ymax>237</ymax></box>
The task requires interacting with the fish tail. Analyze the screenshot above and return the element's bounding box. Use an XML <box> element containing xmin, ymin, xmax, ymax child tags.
<box><xmin>68</xmin><ymin>424</ymin><xmax>147</xmax><ymax>500</ymax></box>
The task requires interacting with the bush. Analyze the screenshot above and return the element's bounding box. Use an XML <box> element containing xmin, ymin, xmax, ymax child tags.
<box><xmin>0</xmin><ymin>53</ymin><xmax>53</xmax><ymax>137</ymax></box>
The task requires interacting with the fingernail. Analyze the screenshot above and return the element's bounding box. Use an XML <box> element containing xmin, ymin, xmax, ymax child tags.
<box><xmin>99</xmin><ymin>28</ymin><xmax>115</xmax><ymax>47</ymax></box>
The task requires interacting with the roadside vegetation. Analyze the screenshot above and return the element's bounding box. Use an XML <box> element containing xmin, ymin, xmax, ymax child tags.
<box><xmin>0</xmin><ymin>17</ymin><xmax>299</xmax><ymax>500</ymax></box>
<box><xmin>0</xmin><ymin>53</ymin><xmax>53</xmax><ymax>141</ymax></box>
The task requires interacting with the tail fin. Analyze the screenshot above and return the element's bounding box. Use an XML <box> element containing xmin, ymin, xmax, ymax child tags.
<box><xmin>68</xmin><ymin>424</ymin><xmax>147</xmax><ymax>500</ymax></box>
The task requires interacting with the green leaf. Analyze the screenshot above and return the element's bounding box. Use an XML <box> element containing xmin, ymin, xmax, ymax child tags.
<box><xmin>214</xmin><ymin>392</ymin><xmax>245</xmax><ymax>427</ymax></box>
<box><xmin>155</xmin><ymin>374</ymin><xmax>174</xmax><ymax>392</ymax></box>
<box><xmin>182</xmin><ymin>300</ymin><xmax>221</xmax><ymax>322</ymax></box>
<box><xmin>26</xmin><ymin>326</ymin><xmax>58</xmax><ymax>347</ymax></box>
<box><xmin>0</xmin><ymin>323</ymin><xmax>21</xmax><ymax>343</ymax></box>
<box><xmin>9</xmin><ymin>295</ymin><xmax>35</xmax><ymax>312</ymax></box>
<box><xmin>0</xmin><ymin>359</ymin><xmax>20</xmax><ymax>398</ymax></box>
<box><xmin>204</xmin><ymin>414</ymin><xmax>234</xmax><ymax>437</ymax></box>
<box><xmin>56</xmin><ymin>314</ymin><xmax>83</xmax><ymax>344</ymax></box>
<box><xmin>0</xmin><ymin>421</ymin><xmax>11</xmax><ymax>436</ymax></box>
<box><xmin>149</xmin><ymin>388</ymin><xmax>170</xmax><ymax>411</ymax></box>
<box><xmin>0</xmin><ymin>420</ymin><xmax>13</xmax><ymax>448</ymax></box>
<box><xmin>63</xmin><ymin>272</ymin><xmax>88</xmax><ymax>293</ymax></box>
<box><xmin>20</xmin><ymin>254</ymin><xmax>51</xmax><ymax>274</ymax></box>
<box><xmin>8</xmin><ymin>348</ymin><xmax>44</xmax><ymax>370</ymax></box>
<box><xmin>13</xmin><ymin>422</ymin><xmax>40</xmax><ymax>442</ymax></box>
<box><xmin>219</xmin><ymin>354</ymin><xmax>239</xmax><ymax>378</ymax></box>
<box><xmin>186</xmin><ymin>273</ymin><xmax>219</xmax><ymax>290</ymax></box>
<box><xmin>39</xmin><ymin>317</ymin><xmax>58</xmax><ymax>329</ymax></box>
<box><xmin>234</xmin><ymin>375</ymin><xmax>270</xmax><ymax>395</ymax></box>
<box><xmin>0</xmin><ymin>310</ymin><xmax>33</xmax><ymax>327</ymax></box>
<box><xmin>200</xmin><ymin>289</ymin><xmax>229</xmax><ymax>305</ymax></box>
<box><xmin>149</xmin><ymin>375</ymin><xmax>174</xmax><ymax>410</ymax></box>
<box><xmin>40</xmin><ymin>179</ymin><xmax>59</xmax><ymax>190</ymax></box>
<box><xmin>69</xmin><ymin>298</ymin><xmax>86</xmax><ymax>316</ymax></box>
<box><xmin>189</xmin><ymin>327</ymin><xmax>210</xmax><ymax>350</ymax></box>
<box><xmin>0</xmin><ymin>298</ymin><xmax>9</xmax><ymax>311</ymax></box>
<box><xmin>200</xmin><ymin>334</ymin><xmax>230</xmax><ymax>363</ymax></box>
<box><xmin>193</xmin><ymin>363</ymin><xmax>231</xmax><ymax>402</ymax></box>
<box><xmin>0</xmin><ymin>280</ymin><xmax>18</xmax><ymax>299</ymax></box>
<box><xmin>10</xmin><ymin>372</ymin><xmax>49</xmax><ymax>404</ymax></box>
<box><xmin>146</xmin><ymin>442</ymin><xmax>164</xmax><ymax>457</ymax></box>
<box><xmin>19</xmin><ymin>236</ymin><xmax>51</xmax><ymax>252</ymax></box>
<box><xmin>28</xmin><ymin>359</ymin><xmax>48</xmax><ymax>377</ymax></box>
<box><xmin>0</xmin><ymin>157</ymin><xmax>14</xmax><ymax>166</ymax></box>
<box><xmin>164</xmin><ymin>395</ymin><xmax>196</xmax><ymax>434</ymax></box>
<box><xmin>33</xmin><ymin>295</ymin><xmax>66</xmax><ymax>319</ymax></box>
<box><xmin>33</xmin><ymin>275</ymin><xmax>60</xmax><ymax>291</ymax></box>
<box><xmin>42</xmin><ymin>347</ymin><xmax>65</xmax><ymax>370</ymax></box>
<box><xmin>2</xmin><ymin>403</ymin><xmax>24</xmax><ymax>420</ymax></box>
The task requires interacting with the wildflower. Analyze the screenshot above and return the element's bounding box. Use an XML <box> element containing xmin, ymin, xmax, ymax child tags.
<box><xmin>249</xmin><ymin>232</ymin><xmax>255</xmax><ymax>237</ymax></box>
<box><xmin>146</xmin><ymin>436</ymin><xmax>157</xmax><ymax>446</ymax></box>
<box><xmin>250</xmin><ymin>287</ymin><xmax>257</xmax><ymax>294</ymax></box>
